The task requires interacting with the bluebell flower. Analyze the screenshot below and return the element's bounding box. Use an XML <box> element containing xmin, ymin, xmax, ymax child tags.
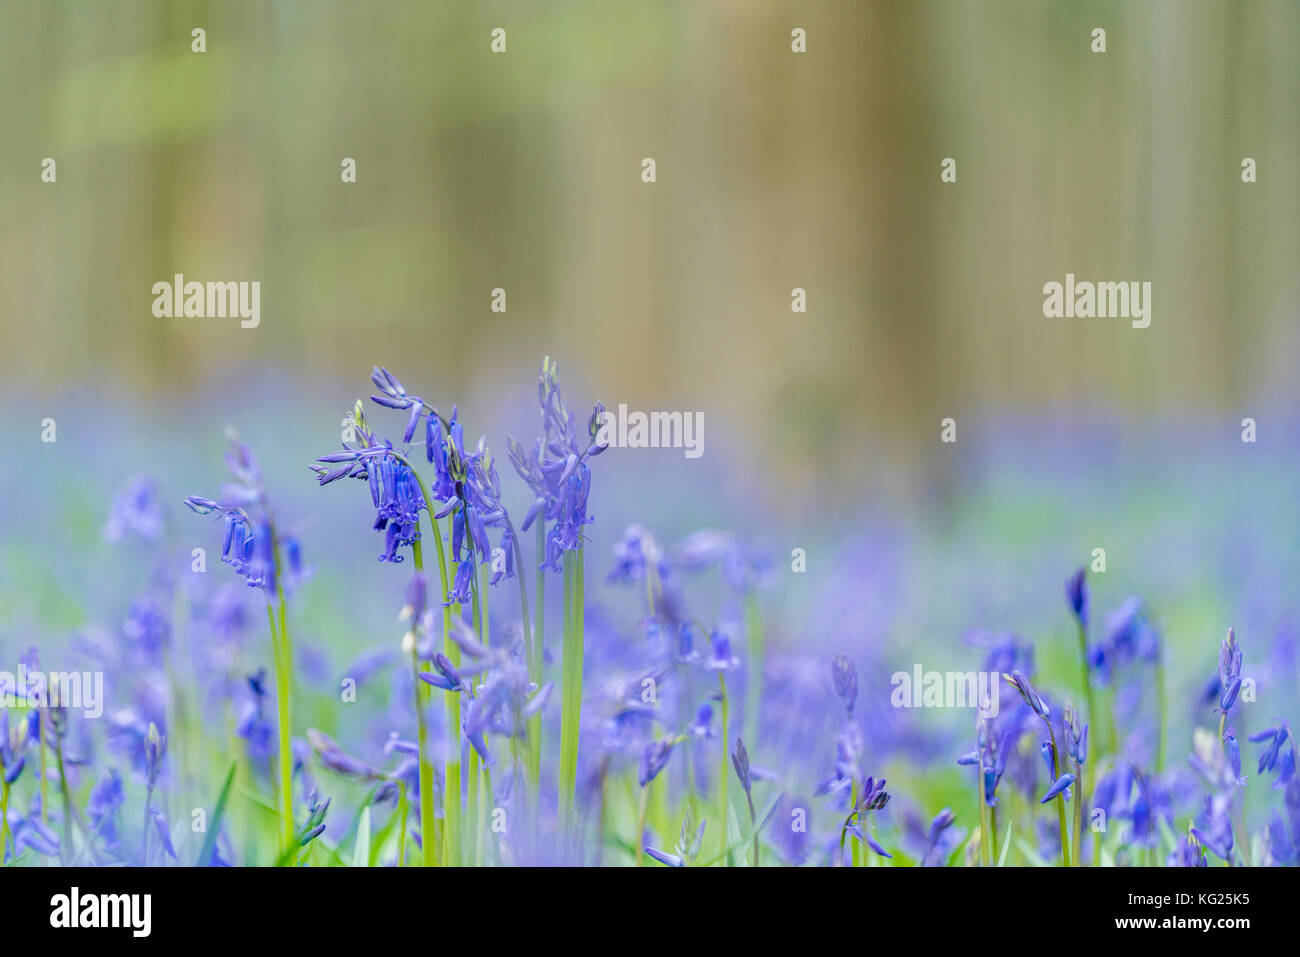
<box><xmin>673</xmin><ymin>529</ymin><xmax>772</xmax><ymax>594</ymax></box>
<box><xmin>187</xmin><ymin>435</ymin><xmax>296</xmax><ymax>592</ymax></box>
<box><xmin>958</xmin><ymin>714</ymin><xmax>1009</xmax><ymax>807</ymax></box>
<box><xmin>644</xmin><ymin>810</ymin><xmax>706</xmax><ymax>867</ymax></box>
<box><xmin>688</xmin><ymin>701</ymin><xmax>714</xmax><ymax>739</ymax></box>
<box><xmin>105</xmin><ymin>706</ymin><xmax>164</xmax><ymax>776</ymax></box>
<box><xmin>1250</xmin><ymin>722</ymin><xmax>1296</xmax><ymax>788</ymax></box>
<box><xmin>123</xmin><ymin>595</ymin><xmax>171</xmax><ymax>664</ymax></box>
<box><xmin>86</xmin><ymin>769</ymin><xmax>125</xmax><ymax>852</ymax></box>
<box><xmin>917</xmin><ymin>807</ymin><xmax>960</xmax><ymax>867</ymax></box>
<box><xmin>150</xmin><ymin>806</ymin><xmax>178</xmax><ymax>861</ymax></box>
<box><xmin>845</xmin><ymin>778</ymin><xmax>892</xmax><ymax>858</ymax></box>
<box><xmin>832</xmin><ymin>653</ymin><xmax>857</xmax><ymax>718</ymax></box>
<box><xmin>463</xmin><ymin>667</ymin><xmax>553</xmax><ymax>763</ymax></box>
<box><xmin>1062</xmin><ymin>702</ymin><xmax>1088</xmax><ymax>768</ymax></box>
<box><xmin>704</xmin><ymin>631</ymin><xmax>739</xmax><ymax>671</ymax></box>
<box><xmin>638</xmin><ymin>739</ymin><xmax>675</xmax><ymax>787</ymax></box>
<box><xmin>1003</xmin><ymin>670</ymin><xmax>1050</xmax><ymax>719</ymax></box>
<box><xmin>0</xmin><ymin>711</ymin><xmax>28</xmax><ymax>785</ymax></box>
<box><xmin>1088</xmin><ymin>598</ymin><xmax>1162</xmax><ymax>685</ymax></box>
<box><xmin>816</xmin><ymin>722</ymin><xmax>865</xmax><ymax>807</ymax></box>
<box><xmin>1224</xmin><ymin>728</ymin><xmax>1243</xmax><ymax>784</ymax></box>
<box><xmin>1217</xmin><ymin>627</ymin><xmax>1243</xmax><ymax>716</ymax></box>
<box><xmin>1263</xmin><ymin>778</ymin><xmax>1300</xmax><ymax>865</ymax></box>
<box><xmin>1168</xmin><ymin>830</ymin><xmax>1208</xmax><ymax>867</ymax></box>
<box><xmin>417</xmin><ymin>652</ymin><xmax>468</xmax><ymax>693</ymax></box>
<box><xmin>103</xmin><ymin>475</ymin><xmax>166</xmax><ymax>544</ymax></box>
<box><xmin>314</xmin><ymin>395</ymin><xmax>431</xmax><ymax>566</ymax></box>
<box><xmin>12</xmin><ymin>803</ymin><xmax>61</xmax><ymax>860</ymax></box>
<box><xmin>608</xmin><ymin>524</ymin><xmax>666</xmax><ymax>586</ymax></box>
<box><xmin>857</xmin><ymin>776</ymin><xmax>890</xmax><ymax>812</ymax></box>
<box><xmin>1040</xmin><ymin>773</ymin><xmax>1075</xmax><ymax>804</ymax></box>
<box><xmin>144</xmin><ymin>722</ymin><xmax>164</xmax><ymax>790</ymax></box>
<box><xmin>507</xmin><ymin>357</ymin><xmax>605</xmax><ymax>573</ymax></box>
<box><xmin>1191</xmin><ymin>817</ymin><xmax>1233</xmax><ymax>864</ymax></box>
<box><xmin>1065</xmin><ymin>567</ymin><xmax>1088</xmax><ymax>630</ymax></box>
<box><xmin>305</xmin><ymin>729</ymin><xmax>384</xmax><ymax>782</ymax></box>
<box><xmin>235</xmin><ymin>669</ymin><xmax>275</xmax><ymax>762</ymax></box>
<box><xmin>731</xmin><ymin>737</ymin><xmax>752</xmax><ymax>794</ymax></box>
<box><xmin>296</xmin><ymin>789</ymin><xmax>331</xmax><ymax>850</ymax></box>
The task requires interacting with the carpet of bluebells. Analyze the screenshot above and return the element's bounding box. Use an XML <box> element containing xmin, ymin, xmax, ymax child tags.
<box><xmin>2</xmin><ymin>360</ymin><xmax>1298</xmax><ymax>867</ymax></box>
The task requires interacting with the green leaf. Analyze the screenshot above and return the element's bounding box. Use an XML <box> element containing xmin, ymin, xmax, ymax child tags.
<box><xmin>195</xmin><ymin>762</ymin><xmax>237</xmax><ymax>866</ymax></box>
<box><xmin>699</xmin><ymin>792</ymin><xmax>780</xmax><ymax>867</ymax></box>
<box><xmin>1015</xmin><ymin>836</ymin><xmax>1050</xmax><ymax>867</ymax></box>
<box><xmin>997</xmin><ymin>818</ymin><xmax>1014</xmax><ymax>866</ymax></box>
<box><xmin>352</xmin><ymin>807</ymin><xmax>371</xmax><ymax>868</ymax></box>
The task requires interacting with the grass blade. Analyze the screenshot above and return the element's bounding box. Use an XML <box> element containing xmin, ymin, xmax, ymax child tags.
<box><xmin>195</xmin><ymin>762</ymin><xmax>237</xmax><ymax>866</ymax></box>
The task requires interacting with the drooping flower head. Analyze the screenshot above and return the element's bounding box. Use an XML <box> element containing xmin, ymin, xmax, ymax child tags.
<box><xmin>1251</xmin><ymin>721</ymin><xmax>1296</xmax><ymax>788</ymax></box>
<box><xmin>187</xmin><ymin>432</ymin><xmax>299</xmax><ymax>593</ymax></box>
<box><xmin>507</xmin><ymin>357</ymin><xmax>606</xmax><ymax>573</ymax></box>
<box><xmin>1003</xmin><ymin>670</ymin><xmax>1050</xmax><ymax>720</ymax></box>
<box><xmin>639</xmin><ymin>739</ymin><xmax>675</xmax><ymax>788</ymax></box>
<box><xmin>312</xmin><ymin>394</ymin><xmax>428</xmax><ymax>566</ymax></box>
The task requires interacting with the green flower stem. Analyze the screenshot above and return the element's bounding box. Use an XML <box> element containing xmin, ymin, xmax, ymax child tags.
<box><xmin>743</xmin><ymin>785</ymin><xmax>760</xmax><ymax>868</ymax></box>
<box><xmin>397</xmin><ymin>781</ymin><xmax>408</xmax><ymax>867</ymax></box>
<box><xmin>716</xmin><ymin>671</ymin><xmax>731</xmax><ymax>865</ymax></box>
<box><xmin>142</xmin><ymin>782</ymin><xmax>153</xmax><ymax>863</ymax></box>
<box><xmin>466</xmin><ymin>746</ymin><xmax>480</xmax><ymax>866</ymax></box>
<box><xmin>1046</xmin><ymin>721</ymin><xmax>1071</xmax><ymax>867</ymax></box>
<box><xmin>1105</xmin><ymin>687</ymin><xmax>1119</xmax><ymax>755</ymax></box>
<box><xmin>1072</xmin><ymin>757</ymin><xmax>1084</xmax><ymax>866</ymax></box>
<box><xmin>634</xmin><ymin>780</ymin><xmax>652</xmax><ymax>866</ymax></box>
<box><xmin>1075</xmin><ymin>621</ymin><xmax>1095</xmax><ymax>729</ymax></box>
<box><xmin>528</xmin><ymin>523</ymin><xmax>545</xmax><ymax>812</ymax></box>
<box><xmin>849</xmin><ymin>778</ymin><xmax>861</xmax><ymax>867</ymax></box>
<box><xmin>54</xmin><ymin>740</ymin><xmax>85</xmax><ymax>864</ymax></box>
<box><xmin>466</xmin><ymin>556</ymin><xmax>488</xmax><ymax>866</ymax></box>
<box><xmin>557</xmin><ymin>548</ymin><xmax>585</xmax><ymax>844</ymax></box>
<box><xmin>988</xmin><ymin>805</ymin><xmax>999</xmax><ymax>865</ymax></box>
<box><xmin>481</xmin><ymin>764</ymin><xmax>496</xmax><ymax>865</ymax></box>
<box><xmin>0</xmin><ymin>775</ymin><xmax>10</xmax><ymax>864</ymax></box>
<box><xmin>265</xmin><ymin>596</ymin><xmax>295</xmax><ymax>860</ymax></box>
<box><xmin>38</xmin><ymin>706</ymin><xmax>48</xmax><ymax>825</ymax></box>
<box><xmin>975</xmin><ymin>766</ymin><xmax>989</xmax><ymax>867</ymax></box>
<box><xmin>409</xmin><ymin>538</ymin><xmax>438</xmax><ymax>867</ymax></box>
<box><xmin>391</xmin><ymin>453</ymin><xmax>458</xmax><ymax>866</ymax></box>
<box><xmin>1217</xmin><ymin>711</ymin><xmax>1251</xmax><ymax>866</ymax></box>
